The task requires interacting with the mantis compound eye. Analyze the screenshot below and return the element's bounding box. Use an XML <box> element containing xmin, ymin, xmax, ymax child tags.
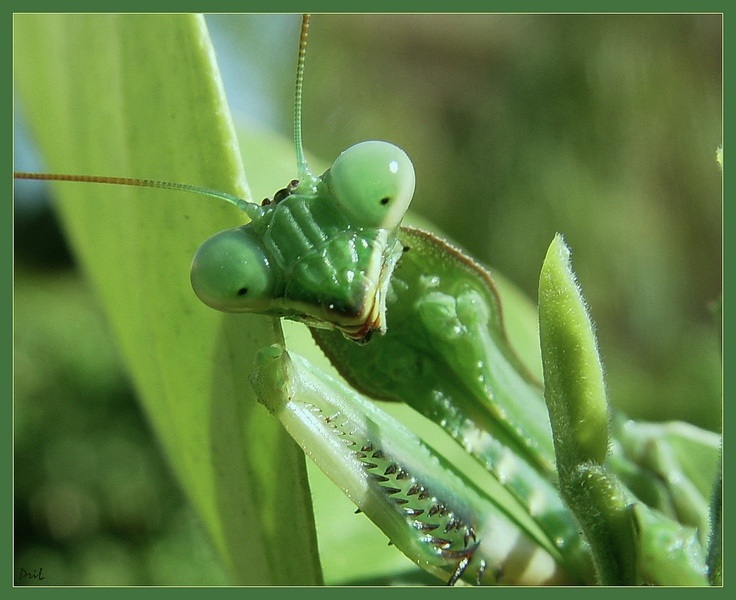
<box><xmin>325</xmin><ymin>140</ymin><xmax>415</xmax><ymax>230</ymax></box>
<box><xmin>190</xmin><ymin>227</ymin><xmax>275</xmax><ymax>312</ymax></box>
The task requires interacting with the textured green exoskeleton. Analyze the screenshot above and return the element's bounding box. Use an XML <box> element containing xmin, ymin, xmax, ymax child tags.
<box><xmin>189</xmin><ymin>14</ymin><xmax>415</xmax><ymax>342</ymax></box>
<box><xmin>314</xmin><ymin>228</ymin><xmax>556</xmax><ymax>472</ymax></box>
<box><xmin>312</xmin><ymin>228</ymin><xmax>595</xmax><ymax>583</ymax></box>
<box><xmin>310</xmin><ymin>230</ymin><xmax>718</xmax><ymax>585</ymax></box>
<box><xmin>191</xmin><ymin>140</ymin><xmax>415</xmax><ymax>341</ymax></box>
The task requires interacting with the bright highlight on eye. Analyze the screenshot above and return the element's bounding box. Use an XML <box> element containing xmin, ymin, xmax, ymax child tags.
<box><xmin>325</xmin><ymin>140</ymin><xmax>415</xmax><ymax>230</ymax></box>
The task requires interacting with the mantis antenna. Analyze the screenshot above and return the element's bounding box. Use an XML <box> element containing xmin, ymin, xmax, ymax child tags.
<box><xmin>13</xmin><ymin>172</ymin><xmax>252</xmax><ymax>212</ymax></box>
<box><xmin>294</xmin><ymin>14</ymin><xmax>311</xmax><ymax>180</ymax></box>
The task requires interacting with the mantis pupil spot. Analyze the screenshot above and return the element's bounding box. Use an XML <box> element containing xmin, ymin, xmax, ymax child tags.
<box><xmin>380</xmin><ymin>196</ymin><xmax>390</xmax><ymax>205</ymax></box>
<box><xmin>237</xmin><ymin>287</ymin><xmax>249</xmax><ymax>296</ymax></box>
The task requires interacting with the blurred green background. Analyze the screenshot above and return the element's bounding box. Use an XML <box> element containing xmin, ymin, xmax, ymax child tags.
<box><xmin>14</xmin><ymin>14</ymin><xmax>721</xmax><ymax>585</ymax></box>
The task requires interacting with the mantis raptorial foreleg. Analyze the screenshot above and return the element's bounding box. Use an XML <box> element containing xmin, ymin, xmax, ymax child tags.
<box><xmin>250</xmin><ymin>344</ymin><xmax>574</xmax><ymax>586</ymax></box>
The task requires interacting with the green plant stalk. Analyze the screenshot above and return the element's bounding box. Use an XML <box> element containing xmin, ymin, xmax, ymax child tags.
<box><xmin>538</xmin><ymin>234</ymin><xmax>635</xmax><ymax>584</ymax></box>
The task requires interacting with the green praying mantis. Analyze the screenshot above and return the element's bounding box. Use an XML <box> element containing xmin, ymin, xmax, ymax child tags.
<box><xmin>14</xmin><ymin>14</ymin><xmax>721</xmax><ymax>586</ymax></box>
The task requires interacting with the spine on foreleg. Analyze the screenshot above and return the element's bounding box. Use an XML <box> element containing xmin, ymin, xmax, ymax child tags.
<box><xmin>251</xmin><ymin>346</ymin><xmax>575</xmax><ymax>585</ymax></box>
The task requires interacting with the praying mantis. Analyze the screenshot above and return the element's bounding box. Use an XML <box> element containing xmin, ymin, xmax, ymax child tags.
<box><xmin>14</xmin><ymin>14</ymin><xmax>721</xmax><ymax>586</ymax></box>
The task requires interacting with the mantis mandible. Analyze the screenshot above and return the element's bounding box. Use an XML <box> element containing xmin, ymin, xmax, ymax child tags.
<box><xmin>14</xmin><ymin>14</ymin><xmax>721</xmax><ymax>586</ymax></box>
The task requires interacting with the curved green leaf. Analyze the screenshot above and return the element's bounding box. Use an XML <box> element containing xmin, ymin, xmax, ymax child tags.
<box><xmin>14</xmin><ymin>14</ymin><xmax>321</xmax><ymax>585</ymax></box>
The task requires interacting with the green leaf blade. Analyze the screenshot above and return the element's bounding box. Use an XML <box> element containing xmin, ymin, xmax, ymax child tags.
<box><xmin>15</xmin><ymin>14</ymin><xmax>321</xmax><ymax>585</ymax></box>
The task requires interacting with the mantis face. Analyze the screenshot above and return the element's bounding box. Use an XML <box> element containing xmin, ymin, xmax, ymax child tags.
<box><xmin>190</xmin><ymin>140</ymin><xmax>415</xmax><ymax>341</ymax></box>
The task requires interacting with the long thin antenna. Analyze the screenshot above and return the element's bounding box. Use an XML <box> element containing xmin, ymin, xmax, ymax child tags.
<box><xmin>294</xmin><ymin>14</ymin><xmax>311</xmax><ymax>179</ymax></box>
<box><xmin>13</xmin><ymin>172</ymin><xmax>255</xmax><ymax>214</ymax></box>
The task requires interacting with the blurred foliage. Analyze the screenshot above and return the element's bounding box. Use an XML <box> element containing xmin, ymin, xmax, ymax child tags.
<box><xmin>14</xmin><ymin>13</ymin><xmax>721</xmax><ymax>586</ymax></box>
<box><xmin>298</xmin><ymin>15</ymin><xmax>722</xmax><ymax>431</ymax></box>
<box><xmin>14</xmin><ymin>237</ymin><xmax>229</xmax><ymax>585</ymax></box>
